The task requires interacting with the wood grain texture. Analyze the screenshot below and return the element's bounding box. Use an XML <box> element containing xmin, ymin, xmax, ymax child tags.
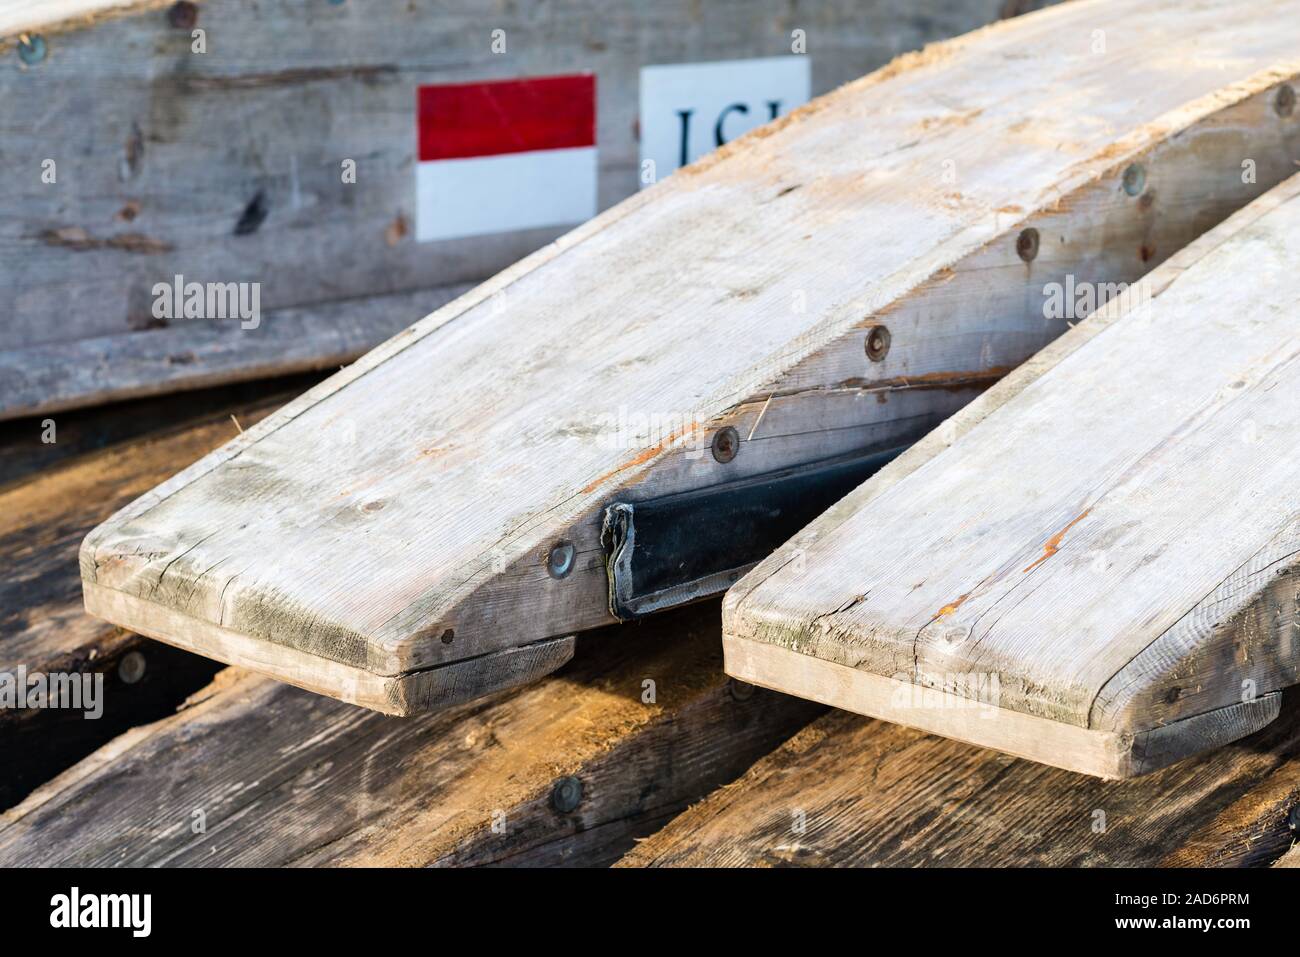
<box><xmin>617</xmin><ymin>690</ymin><xmax>1300</xmax><ymax>868</ymax></box>
<box><xmin>79</xmin><ymin>0</ymin><xmax>1300</xmax><ymax>711</ymax></box>
<box><xmin>725</xmin><ymin>171</ymin><xmax>1300</xmax><ymax>775</ymax></box>
<box><xmin>0</xmin><ymin>390</ymin><xmax>302</xmax><ymax>809</ymax></box>
<box><xmin>0</xmin><ymin>602</ymin><xmax>824</xmax><ymax>867</ymax></box>
<box><xmin>0</xmin><ymin>285</ymin><xmax>471</xmax><ymax>420</ymax></box>
<box><xmin>0</xmin><ymin>0</ymin><xmax>1030</xmax><ymax>415</ymax></box>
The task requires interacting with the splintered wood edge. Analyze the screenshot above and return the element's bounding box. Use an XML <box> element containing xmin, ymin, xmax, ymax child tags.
<box><xmin>724</xmin><ymin>635</ymin><xmax>1281</xmax><ymax>779</ymax></box>
<box><xmin>83</xmin><ymin>581</ymin><xmax>574</xmax><ymax>716</ymax></box>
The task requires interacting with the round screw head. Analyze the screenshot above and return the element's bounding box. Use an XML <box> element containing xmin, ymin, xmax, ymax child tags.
<box><xmin>1276</xmin><ymin>84</ymin><xmax>1295</xmax><ymax>118</ymax></box>
<box><xmin>118</xmin><ymin>650</ymin><xmax>147</xmax><ymax>685</ymax></box>
<box><xmin>711</xmin><ymin>426</ymin><xmax>739</xmax><ymax>464</ymax></box>
<box><xmin>167</xmin><ymin>1</ymin><xmax>198</xmax><ymax>29</ymax></box>
<box><xmin>865</xmin><ymin>325</ymin><xmax>891</xmax><ymax>362</ymax></box>
<box><xmin>550</xmin><ymin>775</ymin><xmax>583</xmax><ymax>813</ymax></box>
<box><xmin>1015</xmin><ymin>227</ymin><xmax>1039</xmax><ymax>263</ymax></box>
<box><xmin>547</xmin><ymin>541</ymin><xmax>575</xmax><ymax>579</ymax></box>
<box><xmin>17</xmin><ymin>34</ymin><xmax>46</xmax><ymax>65</ymax></box>
<box><xmin>729</xmin><ymin>679</ymin><xmax>756</xmax><ymax>702</ymax></box>
<box><xmin>1122</xmin><ymin>163</ymin><xmax>1146</xmax><ymax>197</ymax></box>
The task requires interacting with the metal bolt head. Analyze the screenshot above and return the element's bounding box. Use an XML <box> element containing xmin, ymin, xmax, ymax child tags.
<box><xmin>1122</xmin><ymin>163</ymin><xmax>1146</xmax><ymax>197</ymax></box>
<box><xmin>1015</xmin><ymin>227</ymin><xmax>1039</xmax><ymax>263</ymax></box>
<box><xmin>865</xmin><ymin>325</ymin><xmax>891</xmax><ymax>362</ymax></box>
<box><xmin>550</xmin><ymin>775</ymin><xmax>583</xmax><ymax>813</ymax></box>
<box><xmin>167</xmin><ymin>1</ymin><xmax>199</xmax><ymax>29</ymax></box>
<box><xmin>1276</xmin><ymin>84</ymin><xmax>1296</xmax><ymax>118</ymax></box>
<box><xmin>729</xmin><ymin>678</ymin><xmax>756</xmax><ymax>702</ymax></box>
<box><xmin>711</xmin><ymin>426</ymin><xmax>739</xmax><ymax>464</ymax></box>
<box><xmin>547</xmin><ymin>541</ymin><xmax>575</xmax><ymax>579</ymax></box>
<box><xmin>17</xmin><ymin>34</ymin><xmax>46</xmax><ymax>65</ymax></box>
<box><xmin>118</xmin><ymin>650</ymin><xmax>147</xmax><ymax>685</ymax></box>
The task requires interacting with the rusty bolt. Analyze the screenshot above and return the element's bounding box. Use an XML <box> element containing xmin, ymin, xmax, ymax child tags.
<box><xmin>439</xmin><ymin>628</ymin><xmax>455</xmax><ymax>645</ymax></box>
<box><xmin>711</xmin><ymin>426</ymin><xmax>739</xmax><ymax>464</ymax></box>
<box><xmin>1016</xmin><ymin>227</ymin><xmax>1039</xmax><ymax>263</ymax></box>
<box><xmin>167</xmin><ymin>2</ymin><xmax>199</xmax><ymax>29</ymax></box>
<box><xmin>865</xmin><ymin>325</ymin><xmax>891</xmax><ymax>362</ymax></box>
<box><xmin>1276</xmin><ymin>84</ymin><xmax>1296</xmax><ymax>118</ymax></box>
<box><xmin>550</xmin><ymin>775</ymin><xmax>584</xmax><ymax>813</ymax></box>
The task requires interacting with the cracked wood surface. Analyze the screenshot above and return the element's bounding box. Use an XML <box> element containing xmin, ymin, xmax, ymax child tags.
<box><xmin>0</xmin><ymin>386</ymin><xmax>309</xmax><ymax>809</ymax></box>
<box><xmin>724</xmin><ymin>171</ymin><xmax>1300</xmax><ymax>777</ymax></box>
<box><xmin>80</xmin><ymin>0</ymin><xmax>1300</xmax><ymax>712</ymax></box>
<box><xmin>616</xmin><ymin>690</ymin><xmax>1300</xmax><ymax>867</ymax></box>
<box><xmin>0</xmin><ymin>602</ymin><xmax>823</xmax><ymax>867</ymax></box>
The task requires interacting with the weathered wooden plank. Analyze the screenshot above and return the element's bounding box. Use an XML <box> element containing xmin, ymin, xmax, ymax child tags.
<box><xmin>0</xmin><ymin>0</ymin><xmax>1033</xmax><ymax>417</ymax></box>
<box><xmin>725</xmin><ymin>171</ymin><xmax>1300</xmax><ymax>777</ymax></box>
<box><xmin>0</xmin><ymin>285</ymin><xmax>471</xmax><ymax>420</ymax></box>
<box><xmin>0</xmin><ymin>390</ymin><xmax>300</xmax><ymax>809</ymax></box>
<box><xmin>1161</xmin><ymin>755</ymin><xmax>1300</xmax><ymax>866</ymax></box>
<box><xmin>0</xmin><ymin>372</ymin><xmax>322</xmax><ymax>487</ymax></box>
<box><xmin>0</xmin><ymin>602</ymin><xmax>823</xmax><ymax>867</ymax></box>
<box><xmin>616</xmin><ymin>692</ymin><xmax>1300</xmax><ymax>868</ymax></box>
<box><xmin>80</xmin><ymin>0</ymin><xmax>1300</xmax><ymax>713</ymax></box>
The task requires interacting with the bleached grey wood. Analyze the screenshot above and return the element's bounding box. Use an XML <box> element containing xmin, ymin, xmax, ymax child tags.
<box><xmin>81</xmin><ymin>0</ymin><xmax>1300</xmax><ymax>713</ymax></box>
<box><xmin>0</xmin><ymin>0</ymin><xmax>1034</xmax><ymax>416</ymax></box>
<box><xmin>0</xmin><ymin>285</ymin><xmax>471</xmax><ymax>420</ymax></box>
<box><xmin>725</xmin><ymin>172</ymin><xmax>1300</xmax><ymax>777</ymax></box>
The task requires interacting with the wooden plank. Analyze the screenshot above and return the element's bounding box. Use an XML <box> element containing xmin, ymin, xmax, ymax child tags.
<box><xmin>80</xmin><ymin>0</ymin><xmax>1300</xmax><ymax>713</ymax></box>
<box><xmin>0</xmin><ymin>285</ymin><xmax>471</xmax><ymax>420</ymax></box>
<box><xmin>0</xmin><ymin>390</ymin><xmax>303</xmax><ymax>809</ymax></box>
<box><xmin>0</xmin><ymin>0</ymin><xmax>1033</xmax><ymax>418</ymax></box>
<box><xmin>616</xmin><ymin>694</ymin><xmax>1300</xmax><ymax>867</ymax></box>
<box><xmin>0</xmin><ymin>372</ymin><xmax>323</xmax><ymax>487</ymax></box>
<box><xmin>726</xmin><ymin>171</ymin><xmax>1300</xmax><ymax>778</ymax></box>
<box><xmin>1161</xmin><ymin>752</ymin><xmax>1300</xmax><ymax>866</ymax></box>
<box><xmin>0</xmin><ymin>602</ymin><xmax>823</xmax><ymax>867</ymax></box>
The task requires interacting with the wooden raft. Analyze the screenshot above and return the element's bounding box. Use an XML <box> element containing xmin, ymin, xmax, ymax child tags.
<box><xmin>725</xmin><ymin>173</ymin><xmax>1300</xmax><ymax>778</ymax></box>
<box><xmin>81</xmin><ymin>0</ymin><xmax>1300</xmax><ymax>713</ymax></box>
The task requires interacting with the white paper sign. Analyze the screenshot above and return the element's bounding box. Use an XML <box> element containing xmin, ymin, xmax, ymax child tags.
<box><xmin>639</xmin><ymin>56</ymin><xmax>812</xmax><ymax>185</ymax></box>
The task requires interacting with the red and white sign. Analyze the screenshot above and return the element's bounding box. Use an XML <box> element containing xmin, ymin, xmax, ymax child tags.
<box><xmin>416</xmin><ymin>74</ymin><xmax>597</xmax><ymax>242</ymax></box>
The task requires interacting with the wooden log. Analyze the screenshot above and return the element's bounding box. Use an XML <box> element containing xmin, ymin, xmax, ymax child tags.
<box><xmin>78</xmin><ymin>0</ymin><xmax>1300</xmax><ymax>714</ymax></box>
<box><xmin>0</xmin><ymin>0</ymin><xmax>1033</xmax><ymax>418</ymax></box>
<box><xmin>0</xmin><ymin>602</ymin><xmax>823</xmax><ymax>867</ymax></box>
<box><xmin>726</xmin><ymin>169</ymin><xmax>1300</xmax><ymax>778</ymax></box>
<box><xmin>616</xmin><ymin>692</ymin><xmax>1300</xmax><ymax>868</ymax></box>
<box><xmin>0</xmin><ymin>390</ymin><xmax>299</xmax><ymax>809</ymax></box>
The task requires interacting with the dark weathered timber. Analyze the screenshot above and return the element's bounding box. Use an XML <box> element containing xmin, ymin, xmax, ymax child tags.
<box><xmin>617</xmin><ymin>692</ymin><xmax>1300</xmax><ymax>867</ymax></box>
<box><xmin>0</xmin><ymin>390</ymin><xmax>300</xmax><ymax>809</ymax></box>
<box><xmin>0</xmin><ymin>602</ymin><xmax>823</xmax><ymax>867</ymax></box>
